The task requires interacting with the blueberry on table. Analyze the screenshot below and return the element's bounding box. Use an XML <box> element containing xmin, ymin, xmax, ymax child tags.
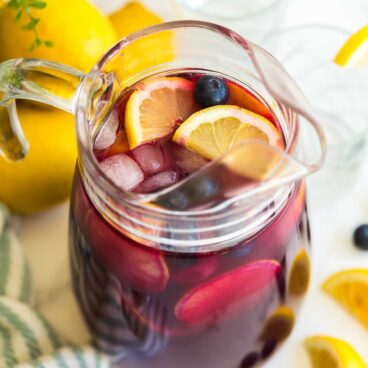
<box><xmin>194</xmin><ymin>76</ymin><xmax>229</xmax><ymax>107</ymax></box>
<box><xmin>353</xmin><ymin>224</ymin><xmax>368</xmax><ymax>250</ymax></box>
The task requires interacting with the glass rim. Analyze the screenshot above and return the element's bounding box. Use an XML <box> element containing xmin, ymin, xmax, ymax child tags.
<box><xmin>75</xmin><ymin>20</ymin><xmax>300</xmax><ymax>218</ymax></box>
<box><xmin>263</xmin><ymin>23</ymin><xmax>368</xmax><ymax>149</ymax></box>
<box><xmin>174</xmin><ymin>0</ymin><xmax>288</xmax><ymax>22</ymax></box>
<box><xmin>262</xmin><ymin>23</ymin><xmax>350</xmax><ymax>40</ymax></box>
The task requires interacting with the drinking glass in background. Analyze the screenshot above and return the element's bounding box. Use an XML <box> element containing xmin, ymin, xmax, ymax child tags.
<box><xmin>170</xmin><ymin>0</ymin><xmax>290</xmax><ymax>42</ymax></box>
<box><xmin>263</xmin><ymin>25</ymin><xmax>368</xmax><ymax>200</ymax></box>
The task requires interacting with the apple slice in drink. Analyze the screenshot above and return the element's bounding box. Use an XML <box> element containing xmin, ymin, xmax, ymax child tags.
<box><xmin>173</xmin><ymin>257</ymin><xmax>218</xmax><ymax>285</ymax></box>
<box><xmin>86</xmin><ymin>208</ymin><xmax>169</xmax><ymax>293</ymax></box>
<box><xmin>175</xmin><ymin>260</ymin><xmax>281</xmax><ymax>324</ymax></box>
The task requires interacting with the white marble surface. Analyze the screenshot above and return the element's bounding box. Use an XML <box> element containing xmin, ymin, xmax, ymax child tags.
<box><xmin>18</xmin><ymin>0</ymin><xmax>368</xmax><ymax>367</ymax></box>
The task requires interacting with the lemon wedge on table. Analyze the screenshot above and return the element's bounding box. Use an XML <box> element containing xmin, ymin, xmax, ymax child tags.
<box><xmin>323</xmin><ymin>269</ymin><xmax>368</xmax><ymax>329</ymax></box>
<box><xmin>305</xmin><ymin>336</ymin><xmax>366</xmax><ymax>368</ymax></box>
<box><xmin>335</xmin><ymin>25</ymin><xmax>368</xmax><ymax>67</ymax></box>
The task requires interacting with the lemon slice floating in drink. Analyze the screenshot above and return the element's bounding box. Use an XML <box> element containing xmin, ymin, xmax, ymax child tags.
<box><xmin>173</xmin><ymin>105</ymin><xmax>284</xmax><ymax>180</ymax></box>
<box><xmin>323</xmin><ymin>268</ymin><xmax>368</xmax><ymax>328</ymax></box>
<box><xmin>335</xmin><ymin>25</ymin><xmax>368</xmax><ymax>66</ymax></box>
<box><xmin>125</xmin><ymin>77</ymin><xmax>198</xmax><ymax>149</ymax></box>
<box><xmin>304</xmin><ymin>336</ymin><xmax>365</xmax><ymax>368</ymax></box>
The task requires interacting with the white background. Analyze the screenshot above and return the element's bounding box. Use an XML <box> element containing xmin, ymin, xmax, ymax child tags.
<box><xmin>19</xmin><ymin>1</ymin><xmax>368</xmax><ymax>367</ymax></box>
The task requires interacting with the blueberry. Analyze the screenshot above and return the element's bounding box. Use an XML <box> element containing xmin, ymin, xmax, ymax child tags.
<box><xmin>158</xmin><ymin>190</ymin><xmax>189</xmax><ymax>210</ymax></box>
<box><xmin>194</xmin><ymin>76</ymin><xmax>229</xmax><ymax>107</ymax></box>
<box><xmin>353</xmin><ymin>224</ymin><xmax>368</xmax><ymax>250</ymax></box>
<box><xmin>261</xmin><ymin>340</ymin><xmax>277</xmax><ymax>359</ymax></box>
<box><xmin>240</xmin><ymin>352</ymin><xmax>259</xmax><ymax>368</ymax></box>
<box><xmin>189</xmin><ymin>176</ymin><xmax>219</xmax><ymax>200</ymax></box>
<box><xmin>231</xmin><ymin>243</ymin><xmax>255</xmax><ymax>258</ymax></box>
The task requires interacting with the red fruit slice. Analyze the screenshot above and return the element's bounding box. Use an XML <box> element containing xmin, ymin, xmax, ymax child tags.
<box><xmin>254</xmin><ymin>182</ymin><xmax>306</xmax><ymax>261</ymax></box>
<box><xmin>95</xmin><ymin>129</ymin><xmax>130</xmax><ymax>162</ymax></box>
<box><xmin>175</xmin><ymin>260</ymin><xmax>281</xmax><ymax>324</ymax></box>
<box><xmin>173</xmin><ymin>257</ymin><xmax>218</xmax><ymax>285</ymax></box>
<box><xmin>86</xmin><ymin>209</ymin><xmax>169</xmax><ymax>293</ymax></box>
<box><xmin>228</xmin><ymin>81</ymin><xmax>275</xmax><ymax>123</ymax></box>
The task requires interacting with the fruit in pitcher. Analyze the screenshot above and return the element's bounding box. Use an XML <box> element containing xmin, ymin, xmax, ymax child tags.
<box><xmin>173</xmin><ymin>105</ymin><xmax>283</xmax><ymax>159</ymax></box>
<box><xmin>175</xmin><ymin>260</ymin><xmax>281</xmax><ymax>324</ymax></box>
<box><xmin>125</xmin><ymin>77</ymin><xmax>198</xmax><ymax>149</ymax></box>
<box><xmin>173</xmin><ymin>105</ymin><xmax>283</xmax><ymax>180</ymax></box>
<box><xmin>227</xmin><ymin>81</ymin><xmax>274</xmax><ymax>122</ymax></box>
<box><xmin>322</xmin><ymin>268</ymin><xmax>368</xmax><ymax>328</ymax></box>
<box><xmin>194</xmin><ymin>76</ymin><xmax>229</xmax><ymax>107</ymax></box>
<box><xmin>86</xmin><ymin>208</ymin><xmax>169</xmax><ymax>293</ymax></box>
<box><xmin>288</xmin><ymin>249</ymin><xmax>310</xmax><ymax>296</ymax></box>
<box><xmin>304</xmin><ymin>336</ymin><xmax>365</xmax><ymax>368</ymax></box>
<box><xmin>240</xmin><ymin>352</ymin><xmax>259</xmax><ymax>368</ymax></box>
<box><xmin>76</xmin><ymin>71</ymin><xmax>309</xmax><ymax>365</ymax></box>
<box><xmin>260</xmin><ymin>305</ymin><xmax>295</xmax><ymax>342</ymax></box>
<box><xmin>173</xmin><ymin>257</ymin><xmax>218</xmax><ymax>285</ymax></box>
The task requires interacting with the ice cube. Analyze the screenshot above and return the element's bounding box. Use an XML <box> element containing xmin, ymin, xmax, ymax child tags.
<box><xmin>174</xmin><ymin>146</ymin><xmax>208</xmax><ymax>173</ymax></box>
<box><xmin>136</xmin><ymin>170</ymin><xmax>180</xmax><ymax>193</ymax></box>
<box><xmin>100</xmin><ymin>154</ymin><xmax>144</xmax><ymax>191</ymax></box>
<box><xmin>132</xmin><ymin>144</ymin><xmax>165</xmax><ymax>174</ymax></box>
<box><xmin>94</xmin><ymin>109</ymin><xmax>120</xmax><ymax>150</ymax></box>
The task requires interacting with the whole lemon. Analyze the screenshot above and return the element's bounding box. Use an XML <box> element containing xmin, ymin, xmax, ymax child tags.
<box><xmin>108</xmin><ymin>2</ymin><xmax>173</xmax><ymax>79</ymax></box>
<box><xmin>0</xmin><ymin>0</ymin><xmax>117</xmax><ymax>214</ymax></box>
<box><xmin>0</xmin><ymin>103</ymin><xmax>77</xmax><ymax>214</ymax></box>
<box><xmin>109</xmin><ymin>1</ymin><xmax>162</xmax><ymax>38</ymax></box>
<box><xmin>0</xmin><ymin>0</ymin><xmax>117</xmax><ymax>72</ymax></box>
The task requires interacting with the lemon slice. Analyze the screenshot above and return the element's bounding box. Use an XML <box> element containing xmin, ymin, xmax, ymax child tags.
<box><xmin>173</xmin><ymin>105</ymin><xmax>284</xmax><ymax>180</ymax></box>
<box><xmin>289</xmin><ymin>249</ymin><xmax>311</xmax><ymax>296</ymax></box>
<box><xmin>260</xmin><ymin>305</ymin><xmax>295</xmax><ymax>342</ymax></box>
<box><xmin>335</xmin><ymin>25</ymin><xmax>368</xmax><ymax>66</ymax></box>
<box><xmin>323</xmin><ymin>269</ymin><xmax>368</xmax><ymax>328</ymax></box>
<box><xmin>305</xmin><ymin>336</ymin><xmax>365</xmax><ymax>368</ymax></box>
<box><xmin>125</xmin><ymin>77</ymin><xmax>198</xmax><ymax>149</ymax></box>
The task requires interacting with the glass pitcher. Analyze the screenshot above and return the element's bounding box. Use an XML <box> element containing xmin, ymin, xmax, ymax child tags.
<box><xmin>0</xmin><ymin>21</ymin><xmax>325</xmax><ymax>368</ymax></box>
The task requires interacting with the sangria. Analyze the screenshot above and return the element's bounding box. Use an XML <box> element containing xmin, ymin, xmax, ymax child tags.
<box><xmin>0</xmin><ymin>20</ymin><xmax>324</xmax><ymax>368</ymax></box>
<box><xmin>69</xmin><ymin>70</ymin><xmax>311</xmax><ymax>368</ymax></box>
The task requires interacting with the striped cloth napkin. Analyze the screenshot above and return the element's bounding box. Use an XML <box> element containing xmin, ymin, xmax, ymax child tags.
<box><xmin>0</xmin><ymin>204</ymin><xmax>112</xmax><ymax>368</ymax></box>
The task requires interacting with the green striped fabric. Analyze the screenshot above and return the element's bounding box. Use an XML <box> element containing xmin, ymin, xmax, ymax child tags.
<box><xmin>0</xmin><ymin>204</ymin><xmax>111</xmax><ymax>368</ymax></box>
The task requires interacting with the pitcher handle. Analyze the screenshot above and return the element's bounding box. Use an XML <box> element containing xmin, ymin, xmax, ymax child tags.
<box><xmin>0</xmin><ymin>58</ymin><xmax>84</xmax><ymax>160</ymax></box>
